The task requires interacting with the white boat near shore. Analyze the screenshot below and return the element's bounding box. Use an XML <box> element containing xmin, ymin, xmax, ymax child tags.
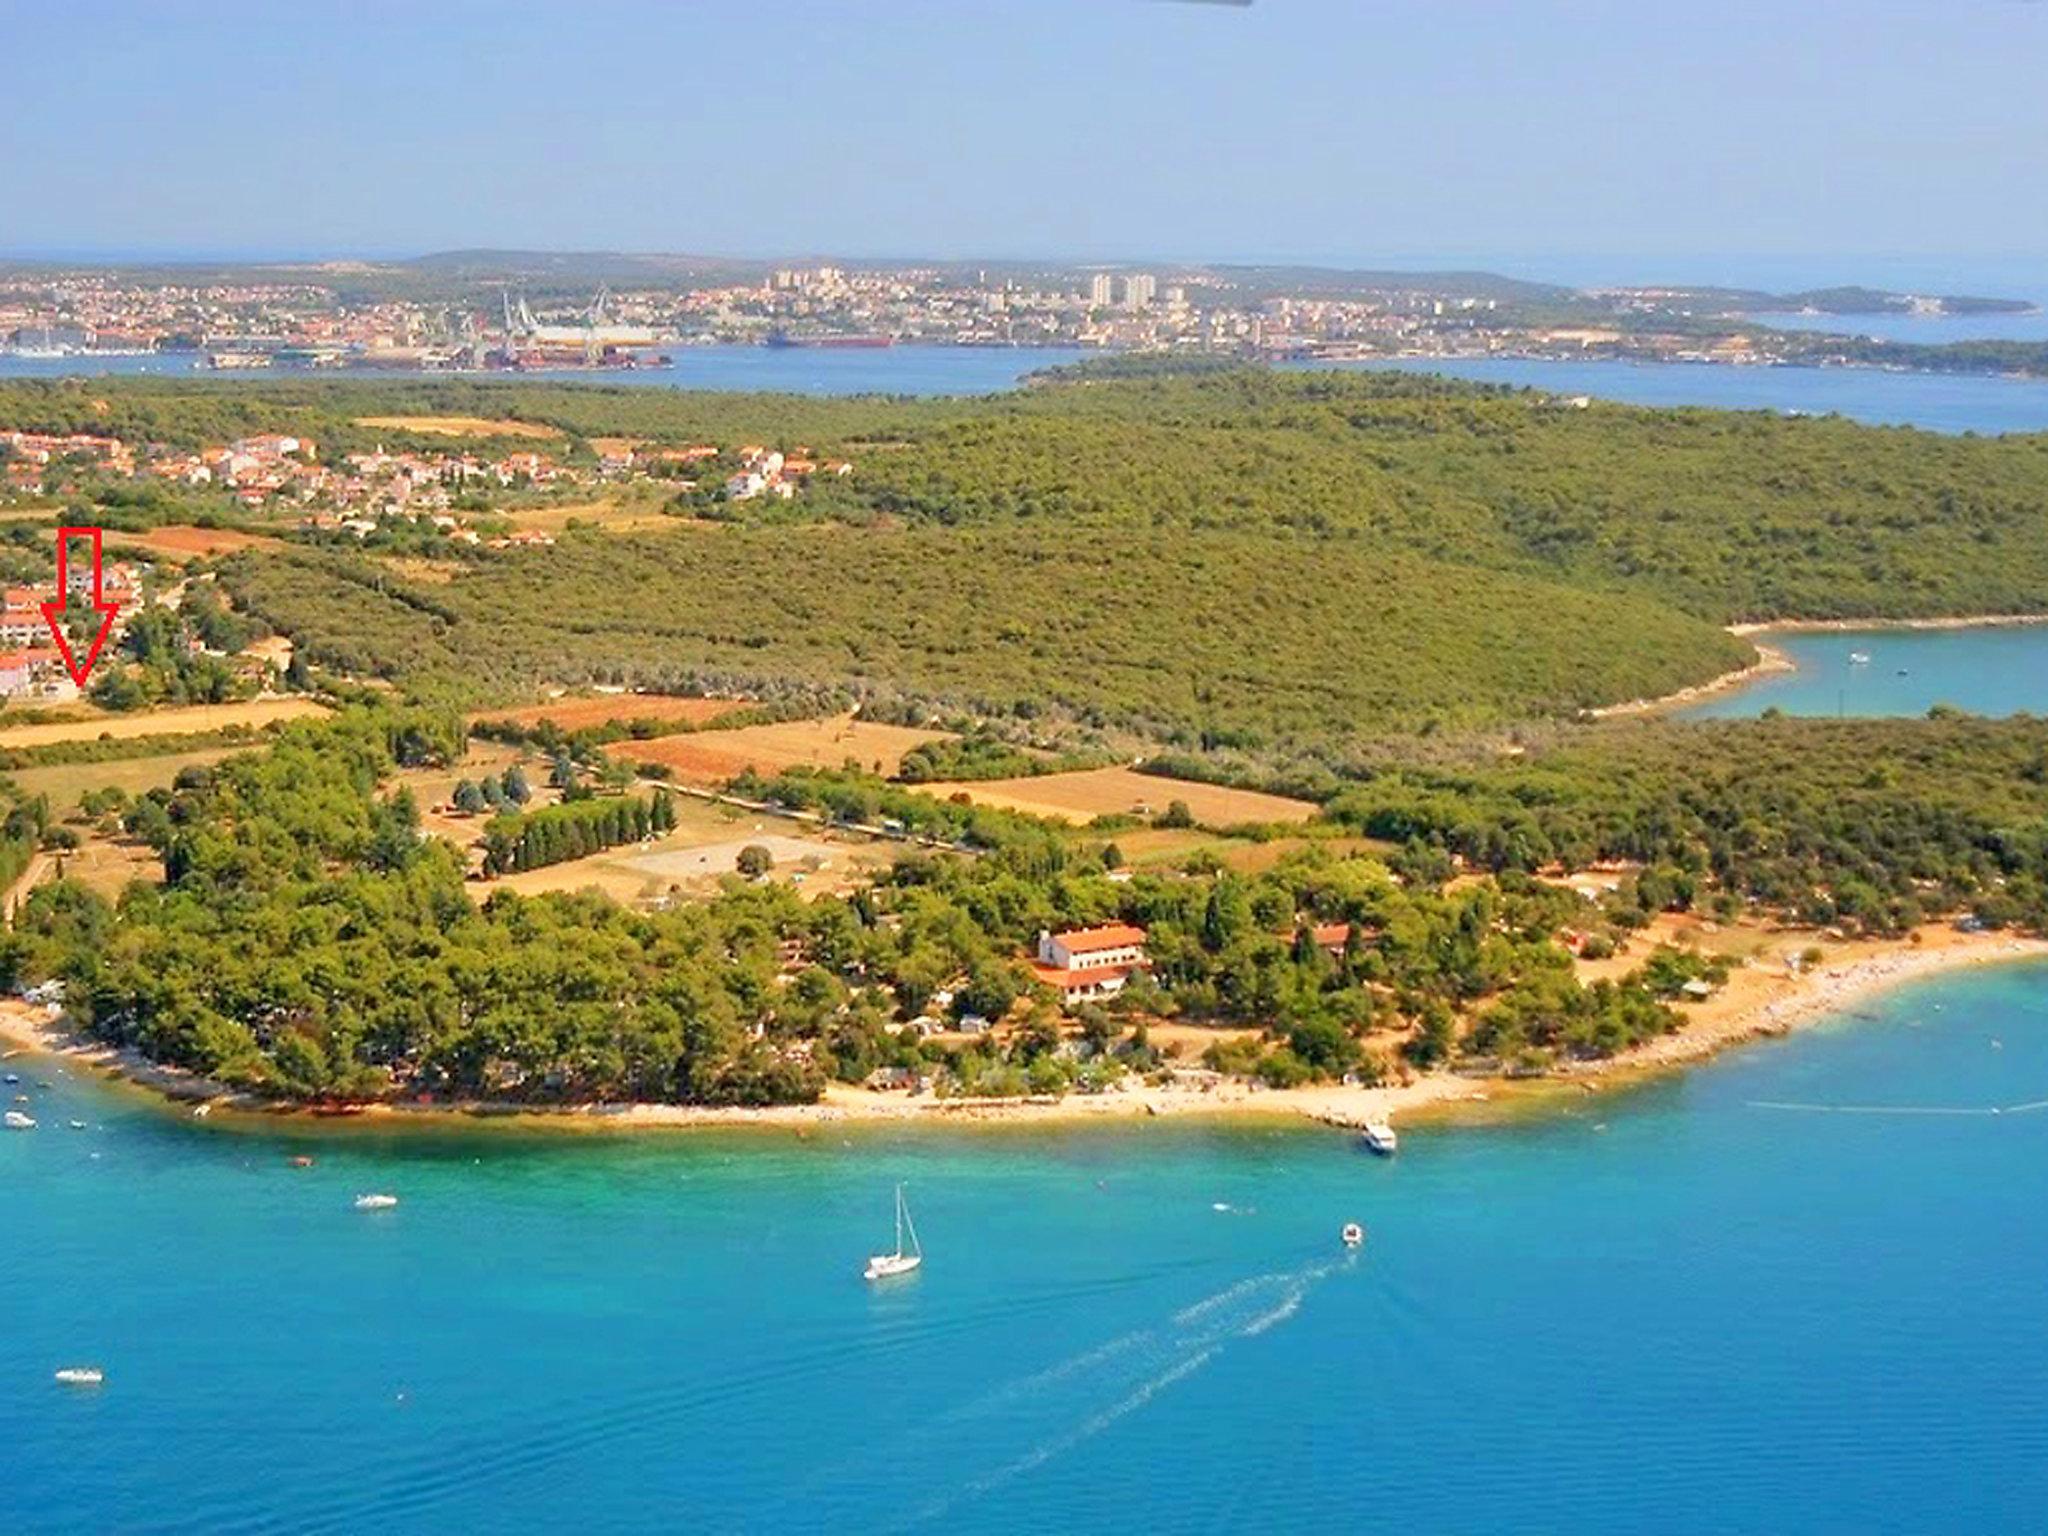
<box><xmin>1361</xmin><ymin>1120</ymin><xmax>1398</xmax><ymax>1156</ymax></box>
<box><xmin>5</xmin><ymin>1110</ymin><xmax>35</xmax><ymax>1130</ymax></box>
<box><xmin>864</xmin><ymin>1184</ymin><xmax>923</xmax><ymax>1281</ymax></box>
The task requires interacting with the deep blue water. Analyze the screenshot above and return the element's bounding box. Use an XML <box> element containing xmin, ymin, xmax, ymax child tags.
<box><xmin>1347</xmin><ymin>356</ymin><xmax>2048</xmax><ymax>435</ymax></box>
<box><xmin>0</xmin><ymin>345</ymin><xmax>1087</xmax><ymax>399</ymax></box>
<box><xmin>6</xmin><ymin>344</ymin><xmax>2048</xmax><ymax>432</ymax></box>
<box><xmin>1681</xmin><ymin>625</ymin><xmax>2048</xmax><ymax>720</ymax></box>
<box><xmin>7</xmin><ymin>962</ymin><xmax>2048</xmax><ymax>1533</ymax></box>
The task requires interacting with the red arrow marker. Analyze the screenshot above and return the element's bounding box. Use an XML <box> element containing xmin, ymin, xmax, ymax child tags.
<box><xmin>41</xmin><ymin>526</ymin><xmax>122</xmax><ymax>689</ymax></box>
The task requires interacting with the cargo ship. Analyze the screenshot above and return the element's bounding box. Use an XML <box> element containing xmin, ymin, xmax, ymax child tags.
<box><xmin>764</xmin><ymin>331</ymin><xmax>895</xmax><ymax>350</ymax></box>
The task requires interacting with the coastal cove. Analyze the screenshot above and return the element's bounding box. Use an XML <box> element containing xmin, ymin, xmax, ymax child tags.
<box><xmin>6</xmin><ymin>954</ymin><xmax>2048</xmax><ymax>1532</ymax></box>
<box><xmin>1678</xmin><ymin>619</ymin><xmax>2048</xmax><ymax>719</ymax></box>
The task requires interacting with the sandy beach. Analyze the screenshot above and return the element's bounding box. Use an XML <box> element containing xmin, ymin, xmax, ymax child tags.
<box><xmin>1726</xmin><ymin>613</ymin><xmax>2048</xmax><ymax>637</ymax></box>
<box><xmin>1590</xmin><ymin>640</ymin><xmax>1792</xmax><ymax>719</ymax></box>
<box><xmin>5</xmin><ymin>922</ymin><xmax>2041</xmax><ymax>1138</ymax></box>
<box><xmin>1597</xmin><ymin>612</ymin><xmax>2048</xmax><ymax>720</ymax></box>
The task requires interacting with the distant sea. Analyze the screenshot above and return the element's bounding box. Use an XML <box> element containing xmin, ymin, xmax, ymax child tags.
<box><xmin>1347</xmin><ymin>356</ymin><xmax>2048</xmax><ymax>436</ymax></box>
<box><xmin>0</xmin><ymin>345</ymin><xmax>1088</xmax><ymax>399</ymax></box>
<box><xmin>7</xmin><ymin>962</ymin><xmax>2048</xmax><ymax>1532</ymax></box>
<box><xmin>1680</xmin><ymin>624</ymin><xmax>2048</xmax><ymax>720</ymax></box>
<box><xmin>7</xmin><ymin>342</ymin><xmax>2047</xmax><ymax>434</ymax></box>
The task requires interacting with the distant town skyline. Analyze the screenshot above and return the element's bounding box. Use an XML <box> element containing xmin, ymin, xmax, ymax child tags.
<box><xmin>5</xmin><ymin>1</ymin><xmax>2047</xmax><ymax>294</ymax></box>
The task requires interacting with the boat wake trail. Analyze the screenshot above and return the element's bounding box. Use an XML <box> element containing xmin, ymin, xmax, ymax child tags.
<box><xmin>1749</xmin><ymin>1096</ymin><xmax>2048</xmax><ymax>1117</ymax></box>
<box><xmin>893</xmin><ymin>1259</ymin><xmax>1340</xmax><ymax>1529</ymax></box>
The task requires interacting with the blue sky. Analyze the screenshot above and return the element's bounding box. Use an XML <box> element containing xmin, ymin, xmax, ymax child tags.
<box><xmin>4</xmin><ymin>0</ymin><xmax>2046</xmax><ymax>291</ymax></box>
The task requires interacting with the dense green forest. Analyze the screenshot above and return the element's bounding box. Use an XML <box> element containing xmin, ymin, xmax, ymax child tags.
<box><xmin>15</xmin><ymin>367</ymin><xmax>2048</xmax><ymax>624</ymax></box>
<box><xmin>0</xmin><ymin>710</ymin><xmax>1700</xmax><ymax>1101</ymax></box>
<box><xmin>13</xmin><ymin>365</ymin><xmax>2041</xmax><ymax>752</ymax></box>
<box><xmin>8</xmin><ymin>367</ymin><xmax>2048</xmax><ymax>1105</ymax></box>
<box><xmin>222</xmin><ymin>528</ymin><xmax>1748</xmax><ymax>747</ymax></box>
<box><xmin>1326</xmin><ymin>715</ymin><xmax>2048</xmax><ymax>934</ymax></box>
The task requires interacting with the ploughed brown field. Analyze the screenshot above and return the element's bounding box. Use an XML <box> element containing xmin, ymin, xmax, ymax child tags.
<box><xmin>468</xmin><ymin>694</ymin><xmax>754</xmax><ymax>733</ymax></box>
<box><xmin>114</xmin><ymin>524</ymin><xmax>285</xmax><ymax>558</ymax></box>
<box><xmin>609</xmin><ymin>715</ymin><xmax>952</xmax><ymax>787</ymax></box>
<box><xmin>352</xmin><ymin>415</ymin><xmax>563</xmax><ymax>439</ymax></box>
<box><xmin>914</xmin><ymin>766</ymin><xmax>1319</xmax><ymax>827</ymax></box>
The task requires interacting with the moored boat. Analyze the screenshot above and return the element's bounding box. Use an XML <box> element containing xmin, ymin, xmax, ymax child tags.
<box><xmin>4</xmin><ymin>1110</ymin><xmax>35</xmax><ymax>1130</ymax></box>
<box><xmin>864</xmin><ymin>1184</ymin><xmax>923</xmax><ymax>1281</ymax></box>
<box><xmin>353</xmin><ymin>1193</ymin><xmax>399</xmax><ymax>1211</ymax></box>
<box><xmin>1361</xmin><ymin>1120</ymin><xmax>1398</xmax><ymax>1156</ymax></box>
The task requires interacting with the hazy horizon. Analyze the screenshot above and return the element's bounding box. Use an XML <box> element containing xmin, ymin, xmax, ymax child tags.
<box><xmin>6</xmin><ymin>0</ymin><xmax>2046</xmax><ymax>290</ymax></box>
<box><xmin>1</xmin><ymin>245</ymin><xmax>2042</xmax><ymax>304</ymax></box>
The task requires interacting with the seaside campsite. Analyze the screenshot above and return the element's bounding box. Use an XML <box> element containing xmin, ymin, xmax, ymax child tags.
<box><xmin>6</xmin><ymin>4</ymin><xmax>2048</xmax><ymax>1533</ymax></box>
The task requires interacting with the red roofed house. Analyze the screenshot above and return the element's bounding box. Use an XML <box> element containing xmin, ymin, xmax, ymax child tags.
<box><xmin>1031</xmin><ymin>923</ymin><xmax>1149</xmax><ymax>1004</ymax></box>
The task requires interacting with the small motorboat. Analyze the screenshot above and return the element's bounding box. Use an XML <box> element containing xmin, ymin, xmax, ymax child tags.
<box><xmin>353</xmin><ymin>1193</ymin><xmax>399</xmax><ymax>1211</ymax></box>
<box><xmin>864</xmin><ymin>1184</ymin><xmax>923</xmax><ymax>1281</ymax></box>
<box><xmin>289</xmin><ymin>1155</ymin><xmax>315</xmax><ymax>1168</ymax></box>
<box><xmin>54</xmin><ymin>1367</ymin><xmax>104</xmax><ymax>1387</ymax></box>
<box><xmin>1848</xmin><ymin>652</ymin><xmax>1871</xmax><ymax>666</ymax></box>
<box><xmin>190</xmin><ymin>1103</ymin><xmax>213</xmax><ymax>1119</ymax></box>
<box><xmin>1</xmin><ymin>1072</ymin><xmax>18</xmax><ymax>1084</ymax></box>
<box><xmin>68</xmin><ymin>1120</ymin><xmax>87</xmax><ymax>1130</ymax></box>
<box><xmin>1341</xmin><ymin>1222</ymin><xmax>1365</xmax><ymax>1249</ymax></box>
<box><xmin>4</xmin><ymin>1110</ymin><xmax>35</xmax><ymax>1131</ymax></box>
<box><xmin>1360</xmin><ymin>1120</ymin><xmax>1398</xmax><ymax>1156</ymax></box>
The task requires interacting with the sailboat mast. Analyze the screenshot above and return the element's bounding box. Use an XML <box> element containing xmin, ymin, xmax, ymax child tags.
<box><xmin>900</xmin><ymin>1186</ymin><xmax>921</xmax><ymax>1258</ymax></box>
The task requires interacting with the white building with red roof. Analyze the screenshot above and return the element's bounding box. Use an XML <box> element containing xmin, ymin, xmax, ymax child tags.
<box><xmin>1031</xmin><ymin>923</ymin><xmax>1149</xmax><ymax>1004</ymax></box>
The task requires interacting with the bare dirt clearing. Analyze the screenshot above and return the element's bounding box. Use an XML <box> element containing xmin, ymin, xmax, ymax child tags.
<box><xmin>471</xmin><ymin>695</ymin><xmax>752</xmax><ymax>734</ymax></box>
<box><xmin>112</xmin><ymin>525</ymin><xmax>285</xmax><ymax>560</ymax></box>
<box><xmin>611</xmin><ymin>715</ymin><xmax>952</xmax><ymax>787</ymax></box>
<box><xmin>353</xmin><ymin>415</ymin><xmax>563</xmax><ymax>439</ymax></box>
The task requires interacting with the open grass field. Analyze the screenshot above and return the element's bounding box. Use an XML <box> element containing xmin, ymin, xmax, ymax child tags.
<box><xmin>917</xmin><ymin>766</ymin><xmax>1319</xmax><ymax>828</ymax></box>
<box><xmin>110</xmin><ymin>525</ymin><xmax>285</xmax><ymax>560</ymax></box>
<box><xmin>353</xmin><ymin>415</ymin><xmax>563</xmax><ymax>440</ymax></box>
<box><xmin>51</xmin><ymin>837</ymin><xmax>159</xmax><ymax>901</ymax></box>
<box><xmin>392</xmin><ymin>741</ymin><xmax>532</xmax><ymax>847</ymax></box>
<box><xmin>611</xmin><ymin>715</ymin><xmax>953</xmax><ymax>787</ymax></box>
<box><xmin>0</xmin><ymin>696</ymin><xmax>328</xmax><ymax>749</ymax></box>
<box><xmin>1096</xmin><ymin>827</ymin><xmax>1390</xmax><ymax>874</ymax></box>
<box><xmin>485</xmin><ymin>795</ymin><xmax>894</xmax><ymax>904</ymax></box>
<box><xmin>469</xmin><ymin>694</ymin><xmax>753</xmax><ymax>734</ymax></box>
<box><xmin>15</xmin><ymin>747</ymin><xmax>252</xmax><ymax>815</ymax></box>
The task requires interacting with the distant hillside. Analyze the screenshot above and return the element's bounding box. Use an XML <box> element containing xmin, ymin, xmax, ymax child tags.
<box><xmin>16</xmin><ymin>365</ymin><xmax>2048</xmax><ymax>758</ymax></box>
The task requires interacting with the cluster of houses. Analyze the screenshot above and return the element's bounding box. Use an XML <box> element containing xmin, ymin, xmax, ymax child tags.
<box><xmin>149</xmin><ymin>435</ymin><xmax>572</xmax><ymax>521</ymax></box>
<box><xmin>722</xmin><ymin>445</ymin><xmax>853</xmax><ymax>502</ymax></box>
<box><xmin>2</xmin><ymin>431</ymin><xmax>135</xmax><ymax>491</ymax></box>
<box><xmin>5</xmin><ymin>427</ymin><xmax>856</xmax><ymax>541</ymax></box>
<box><xmin>0</xmin><ymin>559</ymin><xmax>145</xmax><ymax>700</ymax></box>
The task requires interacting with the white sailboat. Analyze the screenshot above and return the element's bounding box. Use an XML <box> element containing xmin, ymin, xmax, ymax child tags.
<box><xmin>864</xmin><ymin>1184</ymin><xmax>923</xmax><ymax>1281</ymax></box>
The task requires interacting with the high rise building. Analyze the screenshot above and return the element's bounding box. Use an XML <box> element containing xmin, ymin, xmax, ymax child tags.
<box><xmin>1089</xmin><ymin>273</ymin><xmax>1115</xmax><ymax>308</ymax></box>
<box><xmin>1121</xmin><ymin>273</ymin><xmax>1156</xmax><ymax>311</ymax></box>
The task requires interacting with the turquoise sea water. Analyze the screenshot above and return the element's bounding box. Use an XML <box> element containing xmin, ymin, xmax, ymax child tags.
<box><xmin>7</xmin><ymin>962</ymin><xmax>2048</xmax><ymax>1533</ymax></box>
<box><xmin>1680</xmin><ymin>625</ymin><xmax>2048</xmax><ymax>720</ymax></box>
